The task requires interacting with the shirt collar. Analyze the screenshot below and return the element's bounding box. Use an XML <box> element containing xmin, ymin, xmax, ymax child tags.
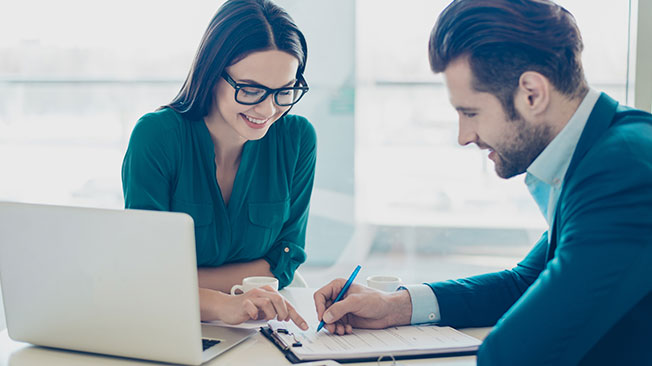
<box><xmin>526</xmin><ymin>88</ymin><xmax>601</xmax><ymax>187</ymax></box>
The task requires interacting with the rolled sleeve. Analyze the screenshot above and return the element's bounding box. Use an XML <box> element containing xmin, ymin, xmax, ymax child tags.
<box><xmin>402</xmin><ymin>284</ymin><xmax>441</xmax><ymax>324</ymax></box>
<box><xmin>264</xmin><ymin>241</ymin><xmax>307</xmax><ymax>288</ymax></box>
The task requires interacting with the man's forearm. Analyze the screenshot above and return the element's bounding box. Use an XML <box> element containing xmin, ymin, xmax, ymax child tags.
<box><xmin>198</xmin><ymin>259</ymin><xmax>273</xmax><ymax>293</ymax></box>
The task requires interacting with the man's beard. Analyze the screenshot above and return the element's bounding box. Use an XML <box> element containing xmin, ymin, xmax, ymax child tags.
<box><xmin>492</xmin><ymin>115</ymin><xmax>554</xmax><ymax>179</ymax></box>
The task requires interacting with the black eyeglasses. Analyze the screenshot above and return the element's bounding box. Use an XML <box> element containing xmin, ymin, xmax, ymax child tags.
<box><xmin>222</xmin><ymin>72</ymin><xmax>309</xmax><ymax>106</ymax></box>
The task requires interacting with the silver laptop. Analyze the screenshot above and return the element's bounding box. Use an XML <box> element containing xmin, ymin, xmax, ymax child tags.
<box><xmin>0</xmin><ymin>201</ymin><xmax>256</xmax><ymax>365</ymax></box>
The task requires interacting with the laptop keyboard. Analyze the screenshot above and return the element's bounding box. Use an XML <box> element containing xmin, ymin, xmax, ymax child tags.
<box><xmin>202</xmin><ymin>339</ymin><xmax>221</xmax><ymax>351</ymax></box>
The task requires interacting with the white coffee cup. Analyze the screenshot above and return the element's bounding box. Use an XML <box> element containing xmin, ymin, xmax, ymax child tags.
<box><xmin>230</xmin><ymin>276</ymin><xmax>279</xmax><ymax>295</ymax></box>
<box><xmin>366</xmin><ymin>275</ymin><xmax>403</xmax><ymax>292</ymax></box>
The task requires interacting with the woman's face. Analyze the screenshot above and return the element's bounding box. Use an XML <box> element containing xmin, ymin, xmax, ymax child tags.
<box><xmin>212</xmin><ymin>50</ymin><xmax>300</xmax><ymax>142</ymax></box>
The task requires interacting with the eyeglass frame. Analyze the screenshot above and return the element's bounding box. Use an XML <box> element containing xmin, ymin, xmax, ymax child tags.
<box><xmin>221</xmin><ymin>72</ymin><xmax>309</xmax><ymax>106</ymax></box>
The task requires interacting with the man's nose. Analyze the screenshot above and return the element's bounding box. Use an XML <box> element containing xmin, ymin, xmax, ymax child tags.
<box><xmin>457</xmin><ymin>119</ymin><xmax>477</xmax><ymax>146</ymax></box>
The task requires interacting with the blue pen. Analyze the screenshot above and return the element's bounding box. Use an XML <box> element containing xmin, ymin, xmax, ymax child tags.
<box><xmin>316</xmin><ymin>264</ymin><xmax>362</xmax><ymax>332</ymax></box>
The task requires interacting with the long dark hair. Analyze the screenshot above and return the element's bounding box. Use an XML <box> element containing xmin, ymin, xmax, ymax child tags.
<box><xmin>429</xmin><ymin>0</ymin><xmax>587</xmax><ymax>119</ymax></box>
<box><xmin>166</xmin><ymin>0</ymin><xmax>308</xmax><ymax>121</ymax></box>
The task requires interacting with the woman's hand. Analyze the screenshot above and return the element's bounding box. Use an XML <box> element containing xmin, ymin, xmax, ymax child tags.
<box><xmin>199</xmin><ymin>286</ymin><xmax>308</xmax><ymax>330</ymax></box>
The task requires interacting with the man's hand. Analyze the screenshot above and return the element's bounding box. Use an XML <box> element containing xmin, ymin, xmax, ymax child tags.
<box><xmin>199</xmin><ymin>286</ymin><xmax>308</xmax><ymax>330</ymax></box>
<box><xmin>313</xmin><ymin>279</ymin><xmax>413</xmax><ymax>335</ymax></box>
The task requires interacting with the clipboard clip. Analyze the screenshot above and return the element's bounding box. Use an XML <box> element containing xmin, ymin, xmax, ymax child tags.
<box><xmin>282</xmin><ymin>328</ymin><xmax>303</xmax><ymax>347</ymax></box>
<box><xmin>262</xmin><ymin>326</ymin><xmax>302</xmax><ymax>351</ymax></box>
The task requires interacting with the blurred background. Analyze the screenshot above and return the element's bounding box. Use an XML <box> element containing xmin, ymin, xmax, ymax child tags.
<box><xmin>1</xmin><ymin>0</ymin><xmax>649</xmax><ymax>330</ymax></box>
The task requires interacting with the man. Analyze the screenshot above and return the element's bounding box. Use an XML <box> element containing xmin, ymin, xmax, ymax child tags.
<box><xmin>313</xmin><ymin>0</ymin><xmax>652</xmax><ymax>364</ymax></box>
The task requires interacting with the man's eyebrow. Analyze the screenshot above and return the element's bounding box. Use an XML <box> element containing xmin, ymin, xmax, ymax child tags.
<box><xmin>237</xmin><ymin>78</ymin><xmax>297</xmax><ymax>88</ymax></box>
<box><xmin>455</xmin><ymin>106</ymin><xmax>479</xmax><ymax>112</ymax></box>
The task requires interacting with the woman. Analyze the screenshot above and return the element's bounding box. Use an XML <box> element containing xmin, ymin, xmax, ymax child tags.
<box><xmin>122</xmin><ymin>0</ymin><xmax>315</xmax><ymax>329</ymax></box>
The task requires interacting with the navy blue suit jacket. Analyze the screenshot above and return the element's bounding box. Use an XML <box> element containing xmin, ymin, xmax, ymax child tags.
<box><xmin>428</xmin><ymin>93</ymin><xmax>652</xmax><ymax>365</ymax></box>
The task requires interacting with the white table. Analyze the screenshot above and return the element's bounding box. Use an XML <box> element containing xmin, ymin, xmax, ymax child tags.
<box><xmin>0</xmin><ymin>289</ymin><xmax>490</xmax><ymax>366</ymax></box>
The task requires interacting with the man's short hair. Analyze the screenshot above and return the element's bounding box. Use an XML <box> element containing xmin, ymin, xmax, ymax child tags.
<box><xmin>429</xmin><ymin>0</ymin><xmax>588</xmax><ymax>118</ymax></box>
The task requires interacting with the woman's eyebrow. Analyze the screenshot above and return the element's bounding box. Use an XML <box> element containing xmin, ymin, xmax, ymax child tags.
<box><xmin>237</xmin><ymin>78</ymin><xmax>297</xmax><ymax>88</ymax></box>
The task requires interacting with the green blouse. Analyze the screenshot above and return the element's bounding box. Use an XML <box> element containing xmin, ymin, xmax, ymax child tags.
<box><xmin>121</xmin><ymin>108</ymin><xmax>317</xmax><ymax>288</ymax></box>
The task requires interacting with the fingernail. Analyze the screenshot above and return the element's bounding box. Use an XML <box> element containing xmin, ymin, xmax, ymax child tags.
<box><xmin>323</xmin><ymin>312</ymin><xmax>333</xmax><ymax>323</ymax></box>
<box><xmin>301</xmin><ymin>322</ymin><xmax>308</xmax><ymax>330</ymax></box>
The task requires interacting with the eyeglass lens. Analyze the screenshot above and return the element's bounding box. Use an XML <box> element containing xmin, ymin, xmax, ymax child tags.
<box><xmin>237</xmin><ymin>86</ymin><xmax>305</xmax><ymax>106</ymax></box>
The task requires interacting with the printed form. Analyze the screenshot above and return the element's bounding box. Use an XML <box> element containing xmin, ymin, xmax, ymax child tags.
<box><xmin>268</xmin><ymin>319</ymin><xmax>481</xmax><ymax>360</ymax></box>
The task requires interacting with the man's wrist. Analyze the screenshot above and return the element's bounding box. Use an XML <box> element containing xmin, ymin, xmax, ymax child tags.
<box><xmin>386</xmin><ymin>289</ymin><xmax>412</xmax><ymax>327</ymax></box>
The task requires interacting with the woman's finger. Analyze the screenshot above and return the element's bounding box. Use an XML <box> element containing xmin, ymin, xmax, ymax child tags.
<box><xmin>285</xmin><ymin>301</ymin><xmax>308</xmax><ymax>330</ymax></box>
<box><xmin>252</xmin><ymin>297</ymin><xmax>277</xmax><ymax>320</ymax></box>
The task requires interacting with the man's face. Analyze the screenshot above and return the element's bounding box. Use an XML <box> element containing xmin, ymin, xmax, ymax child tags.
<box><xmin>443</xmin><ymin>58</ymin><xmax>552</xmax><ymax>179</ymax></box>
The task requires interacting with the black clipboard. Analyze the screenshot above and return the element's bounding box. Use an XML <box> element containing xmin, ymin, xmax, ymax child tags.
<box><xmin>260</xmin><ymin>325</ymin><xmax>478</xmax><ymax>364</ymax></box>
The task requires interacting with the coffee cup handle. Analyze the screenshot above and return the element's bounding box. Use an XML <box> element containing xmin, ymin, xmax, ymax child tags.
<box><xmin>230</xmin><ymin>284</ymin><xmax>245</xmax><ymax>295</ymax></box>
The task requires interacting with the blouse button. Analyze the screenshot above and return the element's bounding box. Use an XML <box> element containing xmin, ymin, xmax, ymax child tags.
<box><xmin>284</xmin><ymin>247</ymin><xmax>290</xmax><ymax>253</ymax></box>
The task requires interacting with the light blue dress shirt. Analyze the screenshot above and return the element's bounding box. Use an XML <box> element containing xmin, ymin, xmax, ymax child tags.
<box><xmin>404</xmin><ymin>89</ymin><xmax>601</xmax><ymax>325</ymax></box>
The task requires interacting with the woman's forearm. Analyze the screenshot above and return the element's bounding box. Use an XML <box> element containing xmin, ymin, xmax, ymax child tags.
<box><xmin>198</xmin><ymin>259</ymin><xmax>273</xmax><ymax>293</ymax></box>
<box><xmin>199</xmin><ymin>287</ymin><xmax>227</xmax><ymax>321</ymax></box>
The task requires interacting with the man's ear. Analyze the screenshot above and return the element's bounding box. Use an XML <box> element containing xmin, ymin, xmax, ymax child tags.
<box><xmin>514</xmin><ymin>71</ymin><xmax>550</xmax><ymax>119</ymax></box>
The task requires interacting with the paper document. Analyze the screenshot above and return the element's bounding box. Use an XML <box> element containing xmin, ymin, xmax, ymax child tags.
<box><xmin>266</xmin><ymin>318</ymin><xmax>481</xmax><ymax>362</ymax></box>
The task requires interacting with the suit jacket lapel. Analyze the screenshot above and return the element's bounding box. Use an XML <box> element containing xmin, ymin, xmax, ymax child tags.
<box><xmin>546</xmin><ymin>93</ymin><xmax>619</xmax><ymax>261</ymax></box>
